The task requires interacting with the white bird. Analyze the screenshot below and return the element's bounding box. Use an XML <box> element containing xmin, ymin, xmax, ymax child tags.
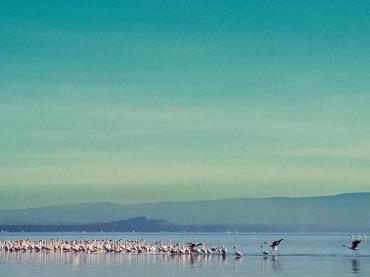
<box><xmin>260</xmin><ymin>244</ymin><xmax>270</xmax><ymax>255</ymax></box>
<box><xmin>221</xmin><ymin>246</ymin><xmax>228</xmax><ymax>256</ymax></box>
<box><xmin>234</xmin><ymin>246</ymin><xmax>243</xmax><ymax>256</ymax></box>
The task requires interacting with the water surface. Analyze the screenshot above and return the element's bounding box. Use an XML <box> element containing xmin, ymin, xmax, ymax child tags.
<box><xmin>1</xmin><ymin>233</ymin><xmax>369</xmax><ymax>276</ymax></box>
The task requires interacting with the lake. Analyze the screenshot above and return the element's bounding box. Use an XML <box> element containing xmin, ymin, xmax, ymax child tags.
<box><xmin>1</xmin><ymin>232</ymin><xmax>369</xmax><ymax>276</ymax></box>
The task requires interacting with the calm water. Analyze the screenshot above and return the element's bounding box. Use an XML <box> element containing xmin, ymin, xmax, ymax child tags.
<box><xmin>1</xmin><ymin>233</ymin><xmax>369</xmax><ymax>276</ymax></box>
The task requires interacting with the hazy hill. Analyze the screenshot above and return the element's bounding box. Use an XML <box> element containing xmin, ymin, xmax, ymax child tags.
<box><xmin>0</xmin><ymin>193</ymin><xmax>369</xmax><ymax>231</ymax></box>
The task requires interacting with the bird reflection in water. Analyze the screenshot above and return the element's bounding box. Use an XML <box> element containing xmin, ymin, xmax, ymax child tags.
<box><xmin>71</xmin><ymin>254</ymin><xmax>81</xmax><ymax>270</ymax></box>
<box><xmin>233</xmin><ymin>255</ymin><xmax>242</xmax><ymax>271</ymax></box>
<box><xmin>351</xmin><ymin>259</ymin><xmax>360</xmax><ymax>275</ymax></box>
<box><xmin>1</xmin><ymin>250</ymin><xmax>239</xmax><ymax>272</ymax></box>
<box><xmin>261</xmin><ymin>254</ymin><xmax>282</xmax><ymax>273</ymax></box>
<box><xmin>271</xmin><ymin>255</ymin><xmax>280</xmax><ymax>271</ymax></box>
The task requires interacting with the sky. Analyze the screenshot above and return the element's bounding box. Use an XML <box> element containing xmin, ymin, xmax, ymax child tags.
<box><xmin>0</xmin><ymin>0</ymin><xmax>370</xmax><ymax>209</ymax></box>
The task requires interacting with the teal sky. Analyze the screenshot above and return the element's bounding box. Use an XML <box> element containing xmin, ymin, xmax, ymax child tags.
<box><xmin>1</xmin><ymin>0</ymin><xmax>370</xmax><ymax>209</ymax></box>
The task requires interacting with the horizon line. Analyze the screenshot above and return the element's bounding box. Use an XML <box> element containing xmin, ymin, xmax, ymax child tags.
<box><xmin>2</xmin><ymin>191</ymin><xmax>369</xmax><ymax>211</ymax></box>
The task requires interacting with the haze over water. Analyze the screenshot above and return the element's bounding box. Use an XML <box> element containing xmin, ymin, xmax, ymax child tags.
<box><xmin>1</xmin><ymin>233</ymin><xmax>369</xmax><ymax>277</ymax></box>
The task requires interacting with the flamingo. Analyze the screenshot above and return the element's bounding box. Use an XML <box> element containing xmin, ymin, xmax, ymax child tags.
<box><xmin>221</xmin><ymin>246</ymin><xmax>228</xmax><ymax>256</ymax></box>
<box><xmin>270</xmin><ymin>239</ymin><xmax>284</xmax><ymax>252</ymax></box>
<box><xmin>234</xmin><ymin>246</ymin><xmax>243</xmax><ymax>257</ymax></box>
<box><xmin>343</xmin><ymin>240</ymin><xmax>361</xmax><ymax>256</ymax></box>
<box><xmin>187</xmin><ymin>242</ymin><xmax>202</xmax><ymax>254</ymax></box>
<box><xmin>260</xmin><ymin>243</ymin><xmax>270</xmax><ymax>255</ymax></box>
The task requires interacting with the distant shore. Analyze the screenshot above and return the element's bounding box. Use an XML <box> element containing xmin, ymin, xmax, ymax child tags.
<box><xmin>0</xmin><ymin>217</ymin><xmax>368</xmax><ymax>233</ymax></box>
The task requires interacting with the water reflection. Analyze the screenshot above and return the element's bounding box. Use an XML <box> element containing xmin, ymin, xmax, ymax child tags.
<box><xmin>233</xmin><ymin>255</ymin><xmax>243</xmax><ymax>272</ymax></box>
<box><xmin>351</xmin><ymin>258</ymin><xmax>360</xmax><ymax>275</ymax></box>
<box><xmin>261</xmin><ymin>255</ymin><xmax>282</xmax><ymax>273</ymax></box>
<box><xmin>2</xmin><ymin>250</ymin><xmax>368</xmax><ymax>277</ymax></box>
<box><xmin>0</xmin><ymin>251</ymin><xmax>238</xmax><ymax>268</ymax></box>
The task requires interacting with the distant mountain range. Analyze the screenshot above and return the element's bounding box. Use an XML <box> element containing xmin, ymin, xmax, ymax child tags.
<box><xmin>0</xmin><ymin>193</ymin><xmax>369</xmax><ymax>232</ymax></box>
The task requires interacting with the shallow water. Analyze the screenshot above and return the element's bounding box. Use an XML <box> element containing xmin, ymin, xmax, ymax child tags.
<box><xmin>1</xmin><ymin>233</ymin><xmax>369</xmax><ymax>276</ymax></box>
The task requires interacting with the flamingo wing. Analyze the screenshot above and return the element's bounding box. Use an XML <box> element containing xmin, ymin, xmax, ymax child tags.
<box><xmin>270</xmin><ymin>239</ymin><xmax>283</xmax><ymax>247</ymax></box>
<box><xmin>352</xmin><ymin>240</ymin><xmax>361</xmax><ymax>248</ymax></box>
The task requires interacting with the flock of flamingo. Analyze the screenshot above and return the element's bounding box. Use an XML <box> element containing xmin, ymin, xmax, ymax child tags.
<box><xmin>0</xmin><ymin>238</ymin><xmax>363</xmax><ymax>256</ymax></box>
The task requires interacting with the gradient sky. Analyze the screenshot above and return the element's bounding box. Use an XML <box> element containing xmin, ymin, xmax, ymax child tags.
<box><xmin>1</xmin><ymin>0</ymin><xmax>370</xmax><ymax>209</ymax></box>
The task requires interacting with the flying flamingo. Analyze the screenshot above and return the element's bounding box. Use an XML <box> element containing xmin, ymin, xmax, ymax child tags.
<box><xmin>187</xmin><ymin>242</ymin><xmax>203</xmax><ymax>254</ymax></box>
<box><xmin>343</xmin><ymin>240</ymin><xmax>361</xmax><ymax>256</ymax></box>
<box><xmin>270</xmin><ymin>239</ymin><xmax>283</xmax><ymax>252</ymax></box>
<box><xmin>261</xmin><ymin>239</ymin><xmax>284</xmax><ymax>255</ymax></box>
